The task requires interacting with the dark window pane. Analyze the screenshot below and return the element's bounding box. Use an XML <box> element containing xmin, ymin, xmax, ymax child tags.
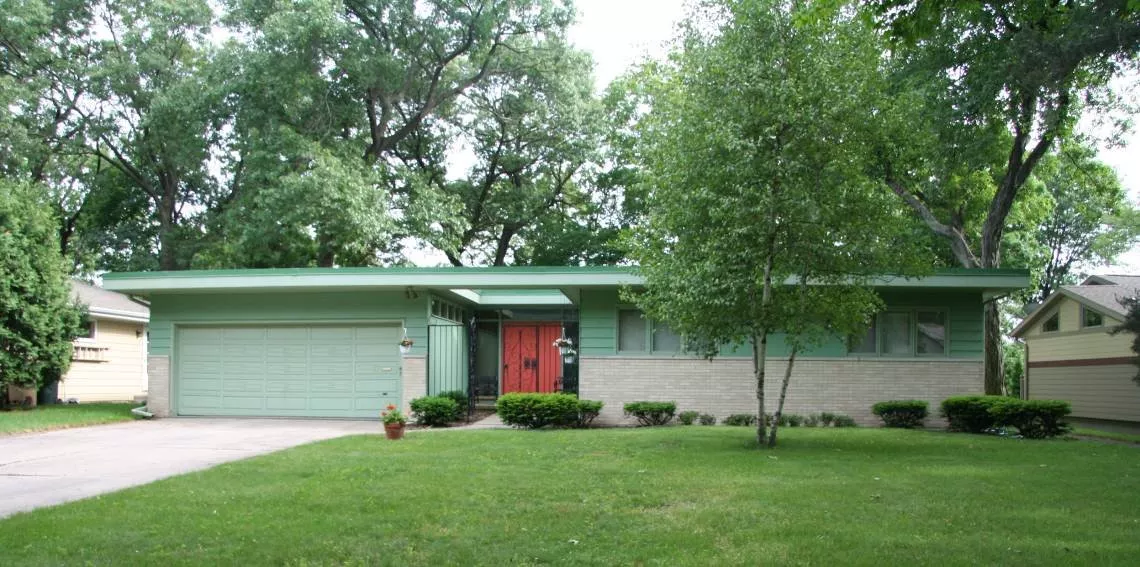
<box><xmin>881</xmin><ymin>311</ymin><xmax>911</xmax><ymax>355</ymax></box>
<box><xmin>652</xmin><ymin>321</ymin><xmax>682</xmax><ymax>352</ymax></box>
<box><xmin>618</xmin><ymin>310</ymin><xmax>647</xmax><ymax>352</ymax></box>
<box><xmin>917</xmin><ymin>311</ymin><xmax>946</xmax><ymax>355</ymax></box>
<box><xmin>1043</xmin><ymin>312</ymin><xmax>1059</xmax><ymax>332</ymax></box>
<box><xmin>849</xmin><ymin>319</ymin><xmax>877</xmax><ymax>353</ymax></box>
<box><xmin>1083</xmin><ymin>308</ymin><xmax>1103</xmax><ymax>328</ymax></box>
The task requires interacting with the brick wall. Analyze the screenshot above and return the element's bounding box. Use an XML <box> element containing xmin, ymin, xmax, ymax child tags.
<box><xmin>579</xmin><ymin>356</ymin><xmax>983</xmax><ymax>426</ymax></box>
<box><xmin>146</xmin><ymin>355</ymin><xmax>171</xmax><ymax>417</ymax></box>
<box><xmin>402</xmin><ymin>355</ymin><xmax>427</xmax><ymax>415</ymax></box>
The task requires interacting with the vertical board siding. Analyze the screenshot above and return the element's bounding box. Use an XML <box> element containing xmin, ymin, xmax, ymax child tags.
<box><xmin>148</xmin><ymin>291</ymin><xmax>429</xmax><ymax>357</ymax></box>
<box><xmin>428</xmin><ymin>317</ymin><xmax>468</xmax><ymax>395</ymax></box>
<box><xmin>578</xmin><ymin>287</ymin><xmax>986</xmax><ymax>359</ymax></box>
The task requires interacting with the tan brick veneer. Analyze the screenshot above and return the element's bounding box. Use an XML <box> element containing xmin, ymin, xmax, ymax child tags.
<box><xmin>579</xmin><ymin>356</ymin><xmax>983</xmax><ymax>426</ymax></box>
<box><xmin>146</xmin><ymin>355</ymin><xmax>172</xmax><ymax>417</ymax></box>
<box><xmin>401</xmin><ymin>355</ymin><xmax>427</xmax><ymax>415</ymax></box>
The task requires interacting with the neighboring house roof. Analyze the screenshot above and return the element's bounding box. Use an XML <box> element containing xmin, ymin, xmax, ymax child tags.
<box><xmin>72</xmin><ymin>280</ymin><xmax>150</xmax><ymax>323</ymax></box>
<box><xmin>102</xmin><ymin>266</ymin><xmax>1029</xmax><ymax>307</ymax></box>
<box><xmin>1011</xmin><ymin>276</ymin><xmax>1140</xmax><ymax>338</ymax></box>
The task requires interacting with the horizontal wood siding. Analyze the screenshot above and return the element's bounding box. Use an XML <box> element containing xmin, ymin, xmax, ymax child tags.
<box><xmin>577</xmin><ymin>287</ymin><xmax>985</xmax><ymax>359</ymax></box>
<box><xmin>1026</xmin><ymin>331</ymin><xmax>1132</xmax><ymax>362</ymax></box>
<box><xmin>1028</xmin><ymin>364</ymin><xmax>1140</xmax><ymax>423</ymax></box>
<box><xmin>60</xmin><ymin>319</ymin><xmax>147</xmax><ymax>402</ymax></box>
<box><xmin>1023</xmin><ymin>295</ymin><xmax>1122</xmax><ymax>337</ymax></box>
<box><xmin>148</xmin><ymin>291</ymin><xmax>429</xmax><ymax>357</ymax></box>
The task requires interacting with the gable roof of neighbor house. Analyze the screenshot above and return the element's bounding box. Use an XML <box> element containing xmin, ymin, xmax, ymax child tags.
<box><xmin>72</xmin><ymin>280</ymin><xmax>150</xmax><ymax>323</ymax></box>
<box><xmin>1011</xmin><ymin>274</ymin><xmax>1140</xmax><ymax>338</ymax></box>
<box><xmin>101</xmin><ymin>266</ymin><xmax>1029</xmax><ymax>307</ymax></box>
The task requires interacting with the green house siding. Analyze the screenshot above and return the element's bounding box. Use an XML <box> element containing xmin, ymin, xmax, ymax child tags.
<box><xmin>577</xmin><ymin>288</ymin><xmax>985</xmax><ymax>359</ymax></box>
<box><xmin>147</xmin><ymin>291</ymin><xmax>429</xmax><ymax>357</ymax></box>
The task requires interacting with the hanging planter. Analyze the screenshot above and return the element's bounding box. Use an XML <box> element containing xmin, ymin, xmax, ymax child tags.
<box><xmin>552</xmin><ymin>336</ymin><xmax>574</xmax><ymax>355</ymax></box>
<box><xmin>399</xmin><ymin>337</ymin><xmax>414</xmax><ymax>355</ymax></box>
<box><xmin>562</xmin><ymin>349</ymin><xmax>577</xmax><ymax>364</ymax></box>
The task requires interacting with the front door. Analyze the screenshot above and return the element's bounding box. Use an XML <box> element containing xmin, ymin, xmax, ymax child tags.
<box><xmin>502</xmin><ymin>323</ymin><xmax>563</xmax><ymax>393</ymax></box>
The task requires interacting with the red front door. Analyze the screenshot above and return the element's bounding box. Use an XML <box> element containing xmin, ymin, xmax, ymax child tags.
<box><xmin>502</xmin><ymin>323</ymin><xmax>563</xmax><ymax>393</ymax></box>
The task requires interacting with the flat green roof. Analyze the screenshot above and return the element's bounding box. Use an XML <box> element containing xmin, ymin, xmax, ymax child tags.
<box><xmin>101</xmin><ymin>266</ymin><xmax>1030</xmax><ymax>297</ymax></box>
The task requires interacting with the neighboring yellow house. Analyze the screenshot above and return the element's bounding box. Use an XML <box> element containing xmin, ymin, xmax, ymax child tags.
<box><xmin>61</xmin><ymin>281</ymin><xmax>150</xmax><ymax>403</ymax></box>
<box><xmin>1012</xmin><ymin>275</ymin><xmax>1140</xmax><ymax>427</ymax></box>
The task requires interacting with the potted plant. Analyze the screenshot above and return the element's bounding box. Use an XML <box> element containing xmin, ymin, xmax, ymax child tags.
<box><xmin>381</xmin><ymin>404</ymin><xmax>407</xmax><ymax>440</ymax></box>
<box><xmin>553</xmin><ymin>337</ymin><xmax>576</xmax><ymax>363</ymax></box>
<box><xmin>398</xmin><ymin>337</ymin><xmax>414</xmax><ymax>355</ymax></box>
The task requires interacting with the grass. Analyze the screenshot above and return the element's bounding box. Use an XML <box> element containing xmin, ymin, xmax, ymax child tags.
<box><xmin>1073</xmin><ymin>427</ymin><xmax>1140</xmax><ymax>444</ymax></box>
<box><xmin>1</xmin><ymin>427</ymin><xmax>1138</xmax><ymax>566</ymax></box>
<box><xmin>0</xmin><ymin>402</ymin><xmax>137</xmax><ymax>435</ymax></box>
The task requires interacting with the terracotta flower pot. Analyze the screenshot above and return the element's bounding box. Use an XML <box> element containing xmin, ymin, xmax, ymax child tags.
<box><xmin>384</xmin><ymin>422</ymin><xmax>406</xmax><ymax>440</ymax></box>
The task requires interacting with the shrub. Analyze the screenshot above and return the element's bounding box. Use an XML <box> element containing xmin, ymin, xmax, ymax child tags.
<box><xmin>698</xmin><ymin>413</ymin><xmax>717</xmax><ymax>425</ymax></box>
<box><xmin>723</xmin><ymin>413</ymin><xmax>757</xmax><ymax>427</ymax></box>
<box><xmin>623</xmin><ymin>401</ymin><xmax>677</xmax><ymax>426</ymax></box>
<box><xmin>575</xmin><ymin>399</ymin><xmax>604</xmax><ymax>428</ymax></box>
<box><xmin>941</xmin><ymin>395</ymin><xmax>1004</xmax><ymax>433</ymax></box>
<box><xmin>832</xmin><ymin>415</ymin><xmax>858</xmax><ymax>427</ymax></box>
<box><xmin>872</xmin><ymin>400</ymin><xmax>929</xmax><ymax>429</ymax></box>
<box><xmin>989</xmin><ymin>399</ymin><xmax>1071</xmax><ymax>439</ymax></box>
<box><xmin>786</xmin><ymin>414</ymin><xmax>803</xmax><ymax>427</ymax></box>
<box><xmin>438</xmin><ymin>390</ymin><xmax>468</xmax><ymax>419</ymax></box>
<box><xmin>497</xmin><ymin>393</ymin><xmax>581</xmax><ymax>429</ymax></box>
<box><xmin>678</xmin><ymin>410</ymin><xmax>701</xmax><ymax>425</ymax></box>
<box><xmin>409</xmin><ymin>396</ymin><xmax>460</xmax><ymax>427</ymax></box>
<box><xmin>804</xmin><ymin>414</ymin><xmax>819</xmax><ymax>427</ymax></box>
<box><xmin>819</xmin><ymin>412</ymin><xmax>836</xmax><ymax>427</ymax></box>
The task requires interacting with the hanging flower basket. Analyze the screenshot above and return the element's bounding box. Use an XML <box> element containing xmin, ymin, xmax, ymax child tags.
<box><xmin>552</xmin><ymin>337</ymin><xmax>575</xmax><ymax>356</ymax></box>
<box><xmin>399</xmin><ymin>337</ymin><xmax>414</xmax><ymax>355</ymax></box>
<box><xmin>562</xmin><ymin>349</ymin><xmax>577</xmax><ymax>364</ymax></box>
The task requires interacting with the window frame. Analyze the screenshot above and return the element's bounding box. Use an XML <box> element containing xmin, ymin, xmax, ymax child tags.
<box><xmin>1080</xmin><ymin>306</ymin><xmax>1104</xmax><ymax>329</ymax></box>
<box><xmin>75</xmin><ymin>320</ymin><xmax>97</xmax><ymax>343</ymax></box>
<box><xmin>616</xmin><ymin>307</ymin><xmax>683</xmax><ymax>355</ymax></box>
<box><xmin>847</xmin><ymin>307</ymin><xmax>950</xmax><ymax>358</ymax></box>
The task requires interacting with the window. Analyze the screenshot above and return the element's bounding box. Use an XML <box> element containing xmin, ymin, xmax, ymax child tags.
<box><xmin>881</xmin><ymin>311</ymin><xmax>912</xmax><ymax>355</ymax></box>
<box><xmin>618</xmin><ymin>310</ymin><xmax>647</xmax><ymax>352</ymax></box>
<box><xmin>849</xmin><ymin>318</ymin><xmax>877</xmax><ymax>354</ymax></box>
<box><xmin>76</xmin><ymin>320</ymin><xmax>96</xmax><ymax>342</ymax></box>
<box><xmin>652</xmin><ymin>321</ymin><xmax>682</xmax><ymax>352</ymax></box>
<box><xmin>1042</xmin><ymin>311</ymin><xmax>1060</xmax><ymax>333</ymax></box>
<box><xmin>1082</xmin><ymin>307</ymin><xmax>1103</xmax><ymax>328</ymax></box>
<box><xmin>916</xmin><ymin>310</ymin><xmax>946</xmax><ymax>355</ymax></box>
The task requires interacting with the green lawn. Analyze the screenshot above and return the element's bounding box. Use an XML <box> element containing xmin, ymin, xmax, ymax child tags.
<box><xmin>0</xmin><ymin>402</ymin><xmax>137</xmax><ymax>435</ymax></box>
<box><xmin>1073</xmin><ymin>427</ymin><xmax>1140</xmax><ymax>444</ymax></box>
<box><xmin>1</xmin><ymin>427</ymin><xmax>1137</xmax><ymax>566</ymax></box>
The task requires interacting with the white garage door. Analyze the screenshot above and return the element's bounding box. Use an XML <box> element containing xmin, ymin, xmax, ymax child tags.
<box><xmin>176</xmin><ymin>325</ymin><xmax>402</xmax><ymax>418</ymax></box>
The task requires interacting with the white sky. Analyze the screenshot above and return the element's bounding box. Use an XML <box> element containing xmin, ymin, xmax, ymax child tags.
<box><xmin>422</xmin><ymin>0</ymin><xmax>1140</xmax><ymax>273</ymax></box>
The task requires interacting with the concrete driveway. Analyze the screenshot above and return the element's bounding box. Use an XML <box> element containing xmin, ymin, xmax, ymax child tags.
<box><xmin>0</xmin><ymin>418</ymin><xmax>378</xmax><ymax>519</ymax></box>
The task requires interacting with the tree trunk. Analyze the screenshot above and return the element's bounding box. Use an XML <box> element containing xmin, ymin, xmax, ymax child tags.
<box><xmin>766</xmin><ymin>346</ymin><xmax>798</xmax><ymax>448</ymax></box>
<box><xmin>752</xmin><ymin>332</ymin><xmax>767</xmax><ymax>446</ymax></box>
<box><xmin>983</xmin><ymin>301</ymin><xmax>1004</xmax><ymax>395</ymax></box>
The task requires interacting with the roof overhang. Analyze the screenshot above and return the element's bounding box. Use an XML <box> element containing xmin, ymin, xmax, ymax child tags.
<box><xmin>88</xmin><ymin>307</ymin><xmax>149</xmax><ymax>324</ymax></box>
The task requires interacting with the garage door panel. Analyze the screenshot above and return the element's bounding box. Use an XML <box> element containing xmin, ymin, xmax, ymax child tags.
<box><xmin>177</xmin><ymin>324</ymin><xmax>401</xmax><ymax>418</ymax></box>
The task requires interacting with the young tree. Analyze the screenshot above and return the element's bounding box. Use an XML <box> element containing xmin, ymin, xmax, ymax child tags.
<box><xmin>0</xmin><ymin>181</ymin><xmax>83</xmax><ymax>399</ymax></box>
<box><xmin>868</xmin><ymin>0</ymin><xmax>1140</xmax><ymax>393</ymax></box>
<box><xmin>629</xmin><ymin>0</ymin><xmax>925</xmax><ymax>447</ymax></box>
<box><xmin>1112</xmin><ymin>297</ymin><xmax>1140</xmax><ymax>387</ymax></box>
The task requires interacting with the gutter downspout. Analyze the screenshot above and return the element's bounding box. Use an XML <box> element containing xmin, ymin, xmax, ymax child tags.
<box><xmin>131</xmin><ymin>405</ymin><xmax>154</xmax><ymax>418</ymax></box>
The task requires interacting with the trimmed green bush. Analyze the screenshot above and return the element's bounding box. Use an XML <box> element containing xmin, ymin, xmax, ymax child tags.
<box><xmin>872</xmin><ymin>400</ymin><xmax>929</xmax><ymax>428</ymax></box>
<box><xmin>832</xmin><ymin>415</ymin><xmax>858</xmax><ymax>428</ymax></box>
<box><xmin>786</xmin><ymin>414</ymin><xmax>803</xmax><ymax>427</ymax></box>
<box><xmin>989</xmin><ymin>399</ymin><xmax>1071</xmax><ymax>439</ymax></box>
<box><xmin>623</xmin><ymin>401</ymin><xmax>677</xmax><ymax>426</ymax></box>
<box><xmin>575</xmin><ymin>399</ymin><xmax>604</xmax><ymax>428</ymax></box>
<box><xmin>438</xmin><ymin>390</ymin><xmax>468</xmax><ymax>419</ymax></box>
<box><xmin>804</xmin><ymin>414</ymin><xmax>820</xmax><ymax>427</ymax></box>
<box><xmin>496</xmin><ymin>393</ymin><xmax>580</xmax><ymax>429</ymax></box>
<box><xmin>819</xmin><ymin>412</ymin><xmax>836</xmax><ymax>427</ymax></box>
<box><xmin>940</xmin><ymin>395</ymin><xmax>1005</xmax><ymax>433</ymax></box>
<box><xmin>409</xmin><ymin>396</ymin><xmax>460</xmax><ymax>427</ymax></box>
<box><xmin>698</xmin><ymin>413</ymin><xmax>717</xmax><ymax>425</ymax></box>
<box><xmin>678</xmin><ymin>410</ymin><xmax>701</xmax><ymax>425</ymax></box>
<box><xmin>723</xmin><ymin>413</ymin><xmax>757</xmax><ymax>427</ymax></box>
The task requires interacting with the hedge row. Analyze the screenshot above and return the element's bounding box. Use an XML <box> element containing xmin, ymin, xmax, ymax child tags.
<box><xmin>940</xmin><ymin>395</ymin><xmax>1071</xmax><ymax>438</ymax></box>
<box><xmin>497</xmin><ymin>393</ymin><xmax>603</xmax><ymax>429</ymax></box>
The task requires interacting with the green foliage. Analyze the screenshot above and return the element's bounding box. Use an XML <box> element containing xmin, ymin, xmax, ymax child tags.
<box><xmin>989</xmin><ymin>399</ymin><xmax>1071</xmax><ymax>439</ymax></box>
<box><xmin>437</xmin><ymin>390</ymin><xmax>468</xmax><ymax>419</ymax></box>
<box><xmin>0</xmin><ymin>181</ymin><xmax>83</xmax><ymax>390</ymax></box>
<box><xmin>818</xmin><ymin>412</ymin><xmax>837</xmax><ymax>427</ymax></box>
<box><xmin>1003</xmin><ymin>342</ymin><xmax>1025</xmax><ymax>397</ymax></box>
<box><xmin>871</xmin><ymin>400</ymin><xmax>929</xmax><ymax>429</ymax></box>
<box><xmin>1114</xmin><ymin>296</ymin><xmax>1140</xmax><ymax>385</ymax></box>
<box><xmin>723</xmin><ymin>414</ymin><xmax>758</xmax><ymax>427</ymax></box>
<box><xmin>832</xmin><ymin>415</ymin><xmax>858</xmax><ymax>428</ymax></box>
<box><xmin>803</xmin><ymin>414</ymin><xmax>819</xmax><ymax>427</ymax></box>
<box><xmin>496</xmin><ymin>393</ymin><xmax>581</xmax><ymax>429</ymax></box>
<box><xmin>678</xmin><ymin>410</ymin><xmax>701</xmax><ymax>426</ymax></box>
<box><xmin>409</xmin><ymin>396</ymin><xmax>459</xmax><ymax>427</ymax></box>
<box><xmin>622</xmin><ymin>401</ymin><xmax>677</xmax><ymax>426</ymax></box>
<box><xmin>940</xmin><ymin>396</ymin><xmax>1005</xmax><ymax>433</ymax></box>
<box><xmin>785</xmin><ymin>414</ymin><xmax>804</xmax><ymax>427</ymax></box>
<box><xmin>574</xmin><ymin>399</ymin><xmax>604</xmax><ymax>428</ymax></box>
<box><xmin>698</xmin><ymin>413</ymin><xmax>717</xmax><ymax>426</ymax></box>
